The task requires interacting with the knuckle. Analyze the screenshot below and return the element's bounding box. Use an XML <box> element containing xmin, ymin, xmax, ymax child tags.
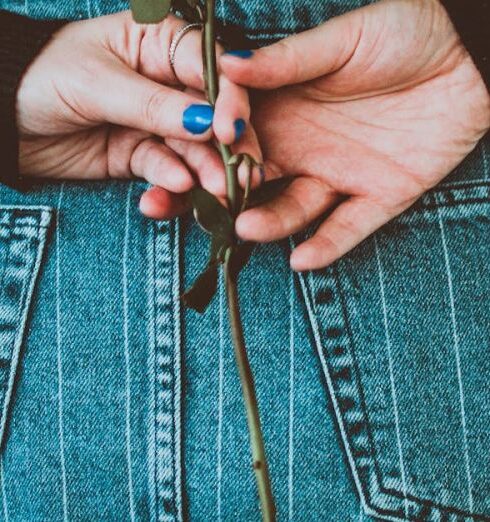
<box><xmin>315</xmin><ymin>232</ymin><xmax>341</xmax><ymax>259</ymax></box>
<box><xmin>143</xmin><ymin>90</ymin><xmax>169</xmax><ymax>132</ymax></box>
<box><xmin>276</xmin><ymin>40</ymin><xmax>302</xmax><ymax>84</ymax></box>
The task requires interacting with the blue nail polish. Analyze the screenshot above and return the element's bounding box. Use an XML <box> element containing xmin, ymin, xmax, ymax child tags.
<box><xmin>234</xmin><ymin>118</ymin><xmax>246</xmax><ymax>141</ymax></box>
<box><xmin>183</xmin><ymin>104</ymin><xmax>214</xmax><ymax>134</ymax></box>
<box><xmin>223</xmin><ymin>49</ymin><xmax>254</xmax><ymax>59</ymax></box>
<box><xmin>259</xmin><ymin>167</ymin><xmax>266</xmax><ymax>186</ymax></box>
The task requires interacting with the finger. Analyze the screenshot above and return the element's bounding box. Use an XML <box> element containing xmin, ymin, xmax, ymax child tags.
<box><xmin>219</xmin><ymin>12</ymin><xmax>361</xmax><ymax>89</ymax></box>
<box><xmin>137</xmin><ymin>14</ymin><xmax>205</xmax><ymax>89</ymax></box>
<box><xmin>139</xmin><ymin>186</ymin><xmax>190</xmax><ymax>220</ymax></box>
<box><xmin>138</xmin><ymin>14</ymin><xmax>251</xmax><ymax>142</ymax></box>
<box><xmin>233</xmin><ymin>126</ymin><xmax>271</xmax><ymax>190</ymax></box>
<box><xmin>91</xmin><ymin>61</ymin><xmax>214</xmax><ymax>140</ymax></box>
<box><xmin>106</xmin><ymin>126</ymin><xmax>152</xmax><ymax>179</ymax></box>
<box><xmin>235</xmin><ymin>177</ymin><xmax>339</xmax><ymax>242</ymax></box>
<box><xmin>130</xmin><ymin>137</ymin><xmax>195</xmax><ymax>192</ymax></box>
<box><xmin>290</xmin><ymin>198</ymin><xmax>392</xmax><ymax>271</ymax></box>
<box><xmin>165</xmin><ymin>138</ymin><xmax>227</xmax><ymax>195</ymax></box>
<box><xmin>166</xmin><ymin>132</ymin><xmax>274</xmax><ymax>197</ymax></box>
<box><xmin>214</xmin><ymin>75</ymin><xmax>251</xmax><ymax>145</ymax></box>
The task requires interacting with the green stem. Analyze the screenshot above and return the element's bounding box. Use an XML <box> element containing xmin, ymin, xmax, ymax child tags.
<box><xmin>203</xmin><ymin>1</ymin><xmax>276</xmax><ymax>520</ymax></box>
<box><xmin>224</xmin><ymin>255</ymin><xmax>276</xmax><ymax>522</ymax></box>
<box><xmin>203</xmin><ymin>0</ymin><xmax>239</xmax><ymax>216</ymax></box>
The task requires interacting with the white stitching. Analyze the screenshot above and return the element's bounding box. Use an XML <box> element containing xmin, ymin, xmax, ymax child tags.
<box><xmin>374</xmin><ymin>236</ymin><xmax>409</xmax><ymax>519</ymax></box>
<box><xmin>55</xmin><ymin>183</ymin><xmax>69</xmax><ymax>522</ymax></box>
<box><xmin>436</xmin><ymin>207</ymin><xmax>474</xmax><ymax>512</ymax></box>
<box><xmin>288</xmin><ymin>270</ymin><xmax>295</xmax><ymax>521</ymax></box>
<box><xmin>123</xmin><ymin>183</ymin><xmax>136</xmax><ymax>522</ymax></box>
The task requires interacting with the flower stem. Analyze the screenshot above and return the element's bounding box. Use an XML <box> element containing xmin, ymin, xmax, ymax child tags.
<box><xmin>203</xmin><ymin>0</ymin><xmax>238</xmax><ymax>216</ymax></box>
<box><xmin>224</xmin><ymin>254</ymin><xmax>276</xmax><ymax>522</ymax></box>
<box><xmin>203</xmin><ymin>1</ymin><xmax>276</xmax><ymax>519</ymax></box>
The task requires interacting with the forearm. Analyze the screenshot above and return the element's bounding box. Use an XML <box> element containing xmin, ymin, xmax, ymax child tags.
<box><xmin>0</xmin><ymin>11</ymin><xmax>66</xmax><ymax>189</ymax></box>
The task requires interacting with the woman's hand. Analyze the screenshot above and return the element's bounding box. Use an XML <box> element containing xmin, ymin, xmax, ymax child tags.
<box><xmin>18</xmin><ymin>10</ymin><xmax>259</xmax><ymax>216</ymax></box>
<box><xmin>217</xmin><ymin>0</ymin><xmax>490</xmax><ymax>271</ymax></box>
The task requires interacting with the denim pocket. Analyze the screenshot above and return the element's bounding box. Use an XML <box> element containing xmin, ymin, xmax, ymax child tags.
<box><xmin>0</xmin><ymin>206</ymin><xmax>52</xmax><ymax>447</ymax></box>
<box><xmin>295</xmin><ymin>181</ymin><xmax>490</xmax><ymax>521</ymax></box>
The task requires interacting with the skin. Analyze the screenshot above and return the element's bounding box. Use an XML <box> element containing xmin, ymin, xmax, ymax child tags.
<box><xmin>155</xmin><ymin>0</ymin><xmax>490</xmax><ymax>270</ymax></box>
<box><xmin>17</xmin><ymin>10</ymin><xmax>262</xmax><ymax>218</ymax></box>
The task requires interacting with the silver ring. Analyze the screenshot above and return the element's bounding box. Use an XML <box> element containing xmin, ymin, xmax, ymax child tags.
<box><xmin>169</xmin><ymin>23</ymin><xmax>203</xmax><ymax>81</ymax></box>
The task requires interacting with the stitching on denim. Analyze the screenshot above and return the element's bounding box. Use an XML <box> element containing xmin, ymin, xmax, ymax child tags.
<box><xmin>373</xmin><ymin>238</ymin><xmax>409</xmax><ymax>518</ymax></box>
<box><xmin>0</xmin><ymin>207</ymin><xmax>52</xmax><ymax>231</ymax></box>
<box><xmin>299</xmin><ymin>264</ymin><xmax>490</xmax><ymax>521</ymax></box>
<box><xmin>172</xmin><ymin>219</ymin><xmax>183</xmax><ymax>522</ymax></box>
<box><xmin>0</xmin><ymin>208</ymin><xmax>53</xmax><ymax>450</ymax></box>
<box><xmin>148</xmin><ymin>222</ymin><xmax>158</xmax><ymax>522</ymax></box>
<box><xmin>55</xmin><ymin>185</ymin><xmax>69</xmax><ymax>522</ymax></box>
<box><xmin>436</xmin><ymin>207</ymin><xmax>474</xmax><ymax>511</ymax></box>
<box><xmin>152</xmin><ymin>219</ymin><xmax>183</xmax><ymax>522</ymax></box>
<box><xmin>288</xmin><ymin>269</ymin><xmax>296</xmax><ymax>521</ymax></box>
<box><xmin>122</xmin><ymin>184</ymin><xmax>136</xmax><ymax>522</ymax></box>
<box><xmin>0</xmin><ymin>455</ymin><xmax>8</xmax><ymax>522</ymax></box>
<box><xmin>344</xmin><ymin>220</ymin><xmax>487</xmax><ymax>515</ymax></box>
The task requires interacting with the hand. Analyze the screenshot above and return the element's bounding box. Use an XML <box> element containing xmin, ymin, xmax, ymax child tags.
<box><xmin>17</xmin><ymin>10</ymin><xmax>260</xmax><ymax>217</ymax></box>
<box><xmin>218</xmin><ymin>0</ymin><xmax>490</xmax><ymax>271</ymax></box>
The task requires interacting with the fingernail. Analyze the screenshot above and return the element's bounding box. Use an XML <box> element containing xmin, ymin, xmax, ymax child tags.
<box><xmin>259</xmin><ymin>166</ymin><xmax>266</xmax><ymax>186</ymax></box>
<box><xmin>234</xmin><ymin>118</ymin><xmax>246</xmax><ymax>142</ymax></box>
<box><xmin>183</xmin><ymin>104</ymin><xmax>214</xmax><ymax>134</ymax></box>
<box><xmin>223</xmin><ymin>49</ymin><xmax>254</xmax><ymax>59</ymax></box>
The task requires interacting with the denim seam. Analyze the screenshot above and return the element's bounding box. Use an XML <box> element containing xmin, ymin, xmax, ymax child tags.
<box><xmin>333</xmin><ymin>262</ymin><xmax>486</xmax><ymax>520</ymax></box>
<box><xmin>0</xmin><ymin>207</ymin><xmax>52</xmax><ymax>232</ymax></box>
<box><xmin>0</xmin><ymin>208</ymin><xmax>53</xmax><ymax>448</ymax></box>
<box><xmin>151</xmin><ymin>219</ymin><xmax>183</xmax><ymax>522</ymax></box>
<box><xmin>295</xmin><ymin>199</ymin><xmax>489</xmax><ymax>522</ymax></box>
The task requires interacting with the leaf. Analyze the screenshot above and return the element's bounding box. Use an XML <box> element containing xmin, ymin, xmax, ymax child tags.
<box><xmin>210</xmin><ymin>234</ymin><xmax>231</xmax><ymax>264</ymax></box>
<box><xmin>229</xmin><ymin>242</ymin><xmax>255</xmax><ymax>280</ymax></box>
<box><xmin>130</xmin><ymin>0</ymin><xmax>172</xmax><ymax>23</ymax></box>
<box><xmin>246</xmin><ymin>177</ymin><xmax>295</xmax><ymax>209</ymax></box>
<box><xmin>191</xmin><ymin>188</ymin><xmax>234</xmax><ymax>238</ymax></box>
<box><xmin>182</xmin><ymin>263</ymin><xmax>219</xmax><ymax>313</ymax></box>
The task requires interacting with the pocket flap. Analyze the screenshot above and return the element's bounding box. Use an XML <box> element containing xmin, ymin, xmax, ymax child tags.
<box><xmin>0</xmin><ymin>206</ymin><xmax>53</xmax><ymax>446</ymax></box>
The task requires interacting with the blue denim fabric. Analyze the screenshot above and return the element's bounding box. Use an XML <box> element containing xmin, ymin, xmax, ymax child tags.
<box><xmin>0</xmin><ymin>0</ymin><xmax>489</xmax><ymax>521</ymax></box>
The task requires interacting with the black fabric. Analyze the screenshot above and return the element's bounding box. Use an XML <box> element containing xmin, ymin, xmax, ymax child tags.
<box><xmin>0</xmin><ymin>11</ymin><xmax>66</xmax><ymax>189</ymax></box>
<box><xmin>442</xmin><ymin>0</ymin><xmax>489</xmax><ymax>89</ymax></box>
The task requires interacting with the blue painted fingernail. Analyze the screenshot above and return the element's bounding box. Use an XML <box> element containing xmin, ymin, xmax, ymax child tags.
<box><xmin>259</xmin><ymin>166</ymin><xmax>266</xmax><ymax>185</ymax></box>
<box><xmin>223</xmin><ymin>49</ymin><xmax>254</xmax><ymax>58</ymax></box>
<box><xmin>234</xmin><ymin>118</ymin><xmax>246</xmax><ymax>142</ymax></box>
<box><xmin>183</xmin><ymin>104</ymin><xmax>214</xmax><ymax>134</ymax></box>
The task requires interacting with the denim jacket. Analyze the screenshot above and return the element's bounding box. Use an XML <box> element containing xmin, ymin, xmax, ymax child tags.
<box><xmin>0</xmin><ymin>0</ymin><xmax>489</xmax><ymax>520</ymax></box>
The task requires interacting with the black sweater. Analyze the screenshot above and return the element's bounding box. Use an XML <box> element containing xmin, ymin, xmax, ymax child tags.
<box><xmin>0</xmin><ymin>4</ymin><xmax>489</xmax><ymax>188</ymax></box>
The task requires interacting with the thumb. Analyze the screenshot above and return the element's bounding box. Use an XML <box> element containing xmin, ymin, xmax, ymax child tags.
<box><xmin>219</xmin><ymin>11</ymin><xmax>361</xmax><ymax>89</ymax></box>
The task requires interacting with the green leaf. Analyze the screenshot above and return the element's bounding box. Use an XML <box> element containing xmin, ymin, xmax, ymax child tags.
<box><xmin>130</xmin><ymin>0</ymin><xmax>172</xmax><ymax>23</ymax></box>
<box><xmin>191</xmin><ymin>188</ymin><xmax>234</xmax><ymax>238</ymax></box>
<box><xmin>210</xmin><ymin>234</ymin><xmax>231</xmax><ymax>264</ymax></box>
<box><xmin>229</xmin><ymin>242</ymin><xmax>255</xmax><ymax>280</ymax></box>
<box><xmin>246</xmin><ymin>177</ymin><xmax>295</xmax><ymax>209</ymax></box>
<box><xmin>182</xmin><ymin>263</ymin><xmax>219</xmax><ymax>313</ymax></box>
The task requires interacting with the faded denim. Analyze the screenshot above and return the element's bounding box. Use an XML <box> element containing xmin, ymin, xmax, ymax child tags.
<box><xmin>0</xmin><ymin>0</ymin><xmax>489</xmax><ymax>520</ymax></box>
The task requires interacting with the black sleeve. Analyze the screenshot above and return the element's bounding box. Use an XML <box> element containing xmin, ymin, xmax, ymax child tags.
<box><xmin>0</xmin><ymin>11</ymin><xmax>66</xmax><ymax>189</ymax></box>
<box><xmin>441</xmin><ymin>0</ymin><xmax>489</xmax><ymax>90</ymax></box>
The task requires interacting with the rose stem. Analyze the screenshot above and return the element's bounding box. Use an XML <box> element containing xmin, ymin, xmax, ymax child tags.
<box><xmin>203</xmin><ymin>1</ymin><xmax>276</xmax><ymax>520</ymax></box>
